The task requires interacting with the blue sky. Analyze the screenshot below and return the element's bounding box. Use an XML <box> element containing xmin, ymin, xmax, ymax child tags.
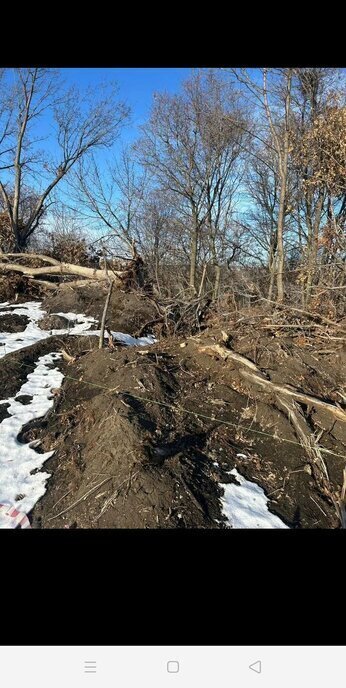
<box><xmin>33</xmin><ymin>68</ymin><xmax>195</xmax><ymax>230</ymax></box>
<box><xmin>61</xmin><ymin>67</ymin><xmax>193</xmax><ymax>139</ymax></box>
<box><xmin>1</xmin><ymin>67</ymin><xmax>195</xmax><ymax>198</ymax></box>
<box><xmin>15</xmin><ymin>67</ymin><xmax>195</xmax><ymax>182</ymax></box>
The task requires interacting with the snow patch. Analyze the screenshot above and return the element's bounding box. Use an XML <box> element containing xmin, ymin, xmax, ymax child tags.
<box><xmin>105</xmin><ymin>330</ymin><xmax>156</xmax><ymax>347</ymax></box>
<box><xmin>0</xmin><ymin>300</ymin><xmax>157</xmax><ymax>526</ymax></box>
<box><xmin>0</xmin><ymin>301</ymin><xmax>156</xmax><ymax>359</ymax></box>
<box><xmin>220</xmin><ymin>467</ymin><xmax>289</xmax><ymax>529</ymax></box>
<box><xmin>0</xmin><ymin>352</ymin><xmax>64</xmax><ymax>522</ymax></box>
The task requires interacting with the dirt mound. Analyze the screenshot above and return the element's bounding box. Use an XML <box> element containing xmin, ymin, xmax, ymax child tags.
<box><xmin>31</xmin><ymin>344</ymin><xmax>227</xmax><ymax>529</ymax></box>
<box><xmin>27</xmin><ymin>320</ymin><xmax>346</xmax><ymax>529</ymax></box>
<box><xmin>1</xmin><ymin>290</ymin><xmax>345</xmax><ymax>529</ymax></box>
<box><xmin>0</xmin><ymin>334</ymin><xmax>98</xmax><ymax>400</ymax></box>
<box><xmin>39</xmin><ymin>314</ymin><xmax>79</xmax><ymax>330</ymax></box>
<box><xmin>0</xmin><ymin>272</ymin><xmax>41</xmax><ymax>302</ymax></box>
<box><xmin>41</xmin><ymin>284</ymin><xmax>158</xmax><ymax>335</ymax></box>
<box><xmin>0</xmin><ymin>313</ymin><xmax>29</xmax><ymax>332</ymax></box>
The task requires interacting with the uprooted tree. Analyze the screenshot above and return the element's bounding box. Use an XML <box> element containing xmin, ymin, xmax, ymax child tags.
<box><xmin>0</xmin><ymin>251</ymin><xmax>147</xmax><ymax>291</ymax></box>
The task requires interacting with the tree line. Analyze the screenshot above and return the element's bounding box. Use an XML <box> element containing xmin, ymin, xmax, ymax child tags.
<box><xmin>0</xmin><ymin>67</ymin><xmax>345</xmax><ymax>311</ymax></box>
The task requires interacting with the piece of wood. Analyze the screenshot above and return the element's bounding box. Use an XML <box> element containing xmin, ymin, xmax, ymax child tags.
<box><xmin>199</xmin><ymin>342</ymin><xmax>346</xmax><ymax>423</ymax></box>
<box><xmin>239</xmin><ymin>368</ymin><xmax>346</xmax><ymax>423</ymax></box>
<box><xmin>3</xmin><ymin>253</ymin><xmax>61</xmax><ymax>265</ymax></box>
<box><xmin>99</xmin><ymin>281</ymin><xmax>114</xmax><ymax>349</ymax></box>
<box><xmin>275</xmin><ymin>396</ymin><xmax>329</xmax><ymax>481</ymax></box>
<box><xmin>0</xmin><ymin>260</ymin><xmax>123</xmax><ymax>281</ymax></box>
<box><xmin>199</xmin><ymin>344</ymin><xmax>263</xmax><ymax>373</ymax></box>
<box><xmin>60</xmin><ymin>349</ymin><xmax>76</xmax><ymax>364</ymax></box>
<box><xmin>28</xmin><ymin>278</ymin><xmax>58</xmax><ymax>290</ymax></box>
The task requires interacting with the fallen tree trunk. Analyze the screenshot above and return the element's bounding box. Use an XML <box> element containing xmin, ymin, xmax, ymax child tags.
<box><xmin>0</xmin><ymin>252</ymin><xmax>148</xmax><ymax>293</ymax></box>
<box><xmin>199</xmin><ymin>343</ymin><xmax>346</xmax><ymax>423</ymax></box>
<box><xmin>239</xmin><ymin>368</ymin><xmax>346</xmax><ymax>423</ymax></box>
<box><xmin>0</xmin><ymin>253</ymin><xmax>61</xmax><ymax>266</ymax></box>
<box><xmin>0</xmin><ymin>261</ymin><xmax>123</xmax><ymax>280</ymax></box>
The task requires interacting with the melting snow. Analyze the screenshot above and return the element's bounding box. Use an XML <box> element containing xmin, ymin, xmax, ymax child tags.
<box><xmin>0</xmin><ymin>352</ymin><xmax>64</xmax><ymax>519</ymax></box>
<box><xmin>220</xmin><ymin>467</ymin><xmax>289</xmax><ymax>529</ymax></box>
<box><xmin>0</xmin><ymin>301</ymin><xmax>156</xmax><ymax>357</ymax></box>
<box><xmin>0</xmin><ymin>300</ymin><xmax>157</xmax><ymax>527</ymax></box>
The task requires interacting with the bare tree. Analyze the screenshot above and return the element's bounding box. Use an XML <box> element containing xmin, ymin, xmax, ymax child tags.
<box><xmin>291</xmin><ymin>70</ymin><xmax>346</xmax><ymax>305</ymax></box>
<box><xmin>230</xmin><ymin>68</ymin><xmax>295</xmax><ymax>302</ymax></box>
<box><xmin>0</xmin><ymin>68</ymin><xmax>129</xmax><ymax>251</ymax></box>
<box><xmin>70</xmin><ymin>146</ymin><xmax>147</xmax><ymax>257</ymax></box>
<box><xmin>136</xmin><ymin>70</ymin><xmax>247</xmax><ymax>295</ymax></box>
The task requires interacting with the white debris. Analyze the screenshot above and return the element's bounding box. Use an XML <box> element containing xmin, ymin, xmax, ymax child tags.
<box><xmin>236</xmin><ymin>453</ymin><xmax>248</xmax><ymax>459</ymax></box>
<box><xmin>220</xmin><ymin>467</ymin><xmax>288</xmax><ymax>529</ymax></box>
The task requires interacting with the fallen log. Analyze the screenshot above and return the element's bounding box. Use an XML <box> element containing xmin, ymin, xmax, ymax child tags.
<box><xmin>199</xmin><ymin>343</ymin><xmax>346</xmax><ymax>423</ymax></box>
<box><xmin>0</xmin><ymin>261</ymin><xmax>122</xmax><ymax>281</ymax></box>
<box><xmin>239</xmin><ymin>369</ymin><xmax>346</xmax><ymax>423</ymax></box>
<box><xmin>29</xmin><ymin>279</ymin><xmax>59</xmax><ymax>290</ymax></box>
<box><xmin>1</xmin><ymin>253</ymin><xmax>61</xmax><ymax>266</ymax></box>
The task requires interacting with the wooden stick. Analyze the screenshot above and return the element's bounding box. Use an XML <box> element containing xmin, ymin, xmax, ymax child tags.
<box><xmin>199</xmin><ymin>344</ymin><xmax>263</xmax><ymax>373</ymax></box>
<box><xmin>60</xmin><ymin>349</ymin><xmax>76</xmax><ymax>364</ymax></box>
<box><xmin>99</xmin><ymin>280</ymin><xmax>113</xmax><ymax>349</ymax></box>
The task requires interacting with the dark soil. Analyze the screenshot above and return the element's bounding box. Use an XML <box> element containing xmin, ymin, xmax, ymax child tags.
<box><xmin>30</xmin><ymin>327</ymin><xmax>345</xmax><ymax>529</ymax></box>
<box><xmin>41</xmin><ymin>284</ymin><xmax>158</xmax><ymax>335</ymax></box>
<box><xmin>0</xmin><ymin>313</ymin><xmax>29</xmax><ymax>332</ymax></box>
<box><xmin>0</xmin><ymin>334</ymin><xmax>99</xmax><ymax>400</ymax></box>
<box><xmin>0</xmin><ymin>402</ymin><xmax>10</xmax><ymax>422</ymax></box>
<box><xmin>1</xmin><ymin>288</ymin><xmax>345</xmax><ymax>529</ymax></box>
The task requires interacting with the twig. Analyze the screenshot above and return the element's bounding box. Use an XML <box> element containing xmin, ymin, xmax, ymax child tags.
<box><xmin>46</xmin><ymin>477</ymin><xmax>113</xmax><ymax>521</ymax></box>
<box><xmin>96</xmin><ymin>470</ymin><xmax>140</xmax><ymax>519</ymax></box>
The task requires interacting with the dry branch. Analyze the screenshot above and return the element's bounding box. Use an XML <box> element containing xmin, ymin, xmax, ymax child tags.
<box><xmin>199</xmin><ymin>344</ymin><xmax>265</xmax><ymax>373</ymax></box>
<box><xmin>1</xmin><ymin>253</ymin><xmax>61</xmax><ymax>265</ymax></box>
<box><xmin>60</xmin><ymin>349</ymin><xmax>76</xmax><ymax>364</ymax></box>
<box><xmin>275</xmin><ymin>397</ymin><xmax>329</xmax><ymax>484</ymax></box>
<box><xmin>239</xmin><ymin>369</ymin><xmax>346</xmax><ymax>423</ymax></box>
<box><xmin>260</xmin><ymin>298</ymin><xmax>346</xmax><ymax>334</ymax></box>
<box><xmin>199</xmin><ymin>342</ymin><xmax>346</xmax><ymax>422</ymax></box>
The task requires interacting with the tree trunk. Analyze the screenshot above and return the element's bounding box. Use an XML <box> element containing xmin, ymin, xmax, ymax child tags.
<box><xmin>305</xmin><ymin>193</ymin><xmax>323</xmax><ymax>306</ymax></box>
<box><xmin>189</xmin><ymin>207</ymin><xmax>198</xmax><ymax>293</ymax></box>
<box><xmin>276</xmin><ymin>171</ymin><xmax>287</xmax><ymax>303</ymax></box>
<box><xmin>213</xmin><ymin>264</ymin><xmax>221</xmax><ymax>300</ymax></box>
<box><xmin>268</xmin><ymin>254</ymin><xmax>276</xmax><ymax>301</ymax></box>
<box><xmin>262</xmin><ymin>68</ymin><xmax>292</xmax><ymax>305</ymax></box>
<box><xmin>267</xmin><ymin>230</ymin><xmax>277</xmax><ymax>301</ymax></box>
